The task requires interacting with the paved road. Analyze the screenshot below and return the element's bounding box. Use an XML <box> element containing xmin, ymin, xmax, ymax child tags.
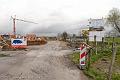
<box><xmin>0</xmin><ymin>41</ymin><xmax>88</xmax><ymax>80</ymax></box>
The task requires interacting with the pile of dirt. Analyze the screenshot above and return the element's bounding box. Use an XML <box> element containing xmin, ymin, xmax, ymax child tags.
<box><xmin>39</xmin><ymin>37</ymin><xmax>47</xmax><ymax>45</ymax></box>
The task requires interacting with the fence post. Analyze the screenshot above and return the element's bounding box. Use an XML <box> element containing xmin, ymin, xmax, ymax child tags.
<box><xmin>108</xmin><ymin>37</ymin><xmax>116</xmax><ymax>80</ymax></box>
<box><xmin>94</xmin><ymin>35</ymin><xmax>97</xmax><ymax>54</ymax></box>
<box><xmin>87</xmin><ymin>48</ymin><xmax>91</xmax><ymax>70</ymax></box>
<box><xmin>101</xmin><ymin>37</ymin><xmax>104</xmax><ymax>51</ymax></box>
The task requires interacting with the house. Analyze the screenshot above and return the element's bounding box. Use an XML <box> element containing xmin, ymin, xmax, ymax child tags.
<box><xmin>88</xmin><ymin>18</ymin><xmax>105</xmax><ymax>31</ymax></box>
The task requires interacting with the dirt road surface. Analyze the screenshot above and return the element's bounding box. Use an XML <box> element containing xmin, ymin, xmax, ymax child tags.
<box><xmin>0</xmin><ymin>41</ymin><xmax>88</xmax><ymax>80</ymax></box>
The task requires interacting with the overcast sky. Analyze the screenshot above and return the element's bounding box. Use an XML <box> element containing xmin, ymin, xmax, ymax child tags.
<box><xmin>0</xmin><ymin>0</ymin><xmax>120</xmax><ymax>35</ymax></box>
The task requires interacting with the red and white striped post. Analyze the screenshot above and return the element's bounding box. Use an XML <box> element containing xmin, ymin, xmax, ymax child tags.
<box><xmin>79</xmin><ymin>43</ymin><xmax>87</xmax><ymax>69</ymax></box>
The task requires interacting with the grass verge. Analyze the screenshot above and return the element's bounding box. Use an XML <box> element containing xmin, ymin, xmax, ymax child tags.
<box><xmin>69</xmin><ymin>47</ymin><xmax>120</xmax><ymax>80</ymax></box>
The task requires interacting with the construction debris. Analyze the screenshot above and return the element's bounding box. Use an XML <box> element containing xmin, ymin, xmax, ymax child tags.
<box><xmin>27</xmin><ymin>36</ymin><xmax>47</xmax><ymax>45</ymax></box>
<box><xmin>0</xmin><ymin>34</ymin><xmax>47</xmax><ymax>51</ymax></box>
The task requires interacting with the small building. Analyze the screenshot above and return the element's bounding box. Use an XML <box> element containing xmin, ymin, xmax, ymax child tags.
<box><xmin>88</xmin><ymin>18</ymin><xmax>105</xmax><ymax>41</ymax></box>
<box><xmin>88</xmin><ymin>18</ymin><xmax>105</xmax><ymax>31</ymax></box>
<box><xmin>89</xmin><ymin>26</ymin><xmax>104</xmax><ymax>31</ymax></box>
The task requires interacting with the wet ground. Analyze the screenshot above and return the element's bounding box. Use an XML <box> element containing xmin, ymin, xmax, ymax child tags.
<box><xmin>0</xmin><ymin>41</ymin><xmax>88</xmax><ymax>80</ymax></box>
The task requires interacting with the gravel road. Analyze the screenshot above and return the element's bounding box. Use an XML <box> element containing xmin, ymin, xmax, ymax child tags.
<box><xmin>0</xmin><ymin>41</ymin><xmax>88</xmax><ymax>80</ymax></box>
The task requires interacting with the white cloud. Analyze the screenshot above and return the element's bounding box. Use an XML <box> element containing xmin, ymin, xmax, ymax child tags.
<box><xmin>0</xmin><ymin>0</ymin><xmax>119</xmax><ymax>34</ymax></box>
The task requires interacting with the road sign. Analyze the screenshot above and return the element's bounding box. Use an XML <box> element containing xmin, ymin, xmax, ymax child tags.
<box><xmin>11</xmin><ymin>38</ymin><xmax>27</xmax><ymax>49</ymax></box>
<box><xmin>89</xmin><ymin>31</ymin><xmax>105</xmax><ymax>41</ymax></box>
<box><xmin>80</xmin><ymin>44</ymin><xmax>87</xmax><ymax>67</ymax></box>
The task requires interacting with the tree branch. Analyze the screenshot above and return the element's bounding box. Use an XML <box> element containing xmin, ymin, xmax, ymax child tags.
<box><xmin>114</xmin><ymin>22</ymin><xmax>120</xmax><ymax>33</ymax></box>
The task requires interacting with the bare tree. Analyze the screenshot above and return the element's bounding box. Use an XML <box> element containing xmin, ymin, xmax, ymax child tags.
<box><xmin>107</xmin><ymin>8</ymin><xmax>120</xmax><ymax>80</ymax></box>
<box><xmin>107</xmin><ymin>8</ymin><xmax>120</xmax><ymax>33</ymax></box>
<box><xmin>62</xmin><ymin>32</ymin><xmax>68</xmax><ymax>41</ymax></box>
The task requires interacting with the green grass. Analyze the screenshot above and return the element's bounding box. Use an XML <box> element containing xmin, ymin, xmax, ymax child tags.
<box><xmin>69</xmin><ymin>52</ymin><xmax>79</xmax><ymax>64</ymax></box>
<box><xmin>105</xmin><ymin>37</ymin><xmax>120</xmax><ymax>43</ymax></box>
<box><xmin>83</xmin><ymin>68</ymin><xmax>106</xmax><ymax>80</ymax></box>
<box><xmin>69</xmin><ymin>50</ymin><xmax>111</xmax><ymax>80</ymax></box>
<box><xmin>69</xmin><ymin>51</ymin><xmax>107</xmax><ymax>80</ymax></box>
<box><xmin>112</xmin><ymin>73</ymin><xmax>120</xmax><ymax>80</ymax></box>
<box><xmin>69</xmin><ymin>37</ymin><xmax>120</xmax><ymax>80</ymax></box>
